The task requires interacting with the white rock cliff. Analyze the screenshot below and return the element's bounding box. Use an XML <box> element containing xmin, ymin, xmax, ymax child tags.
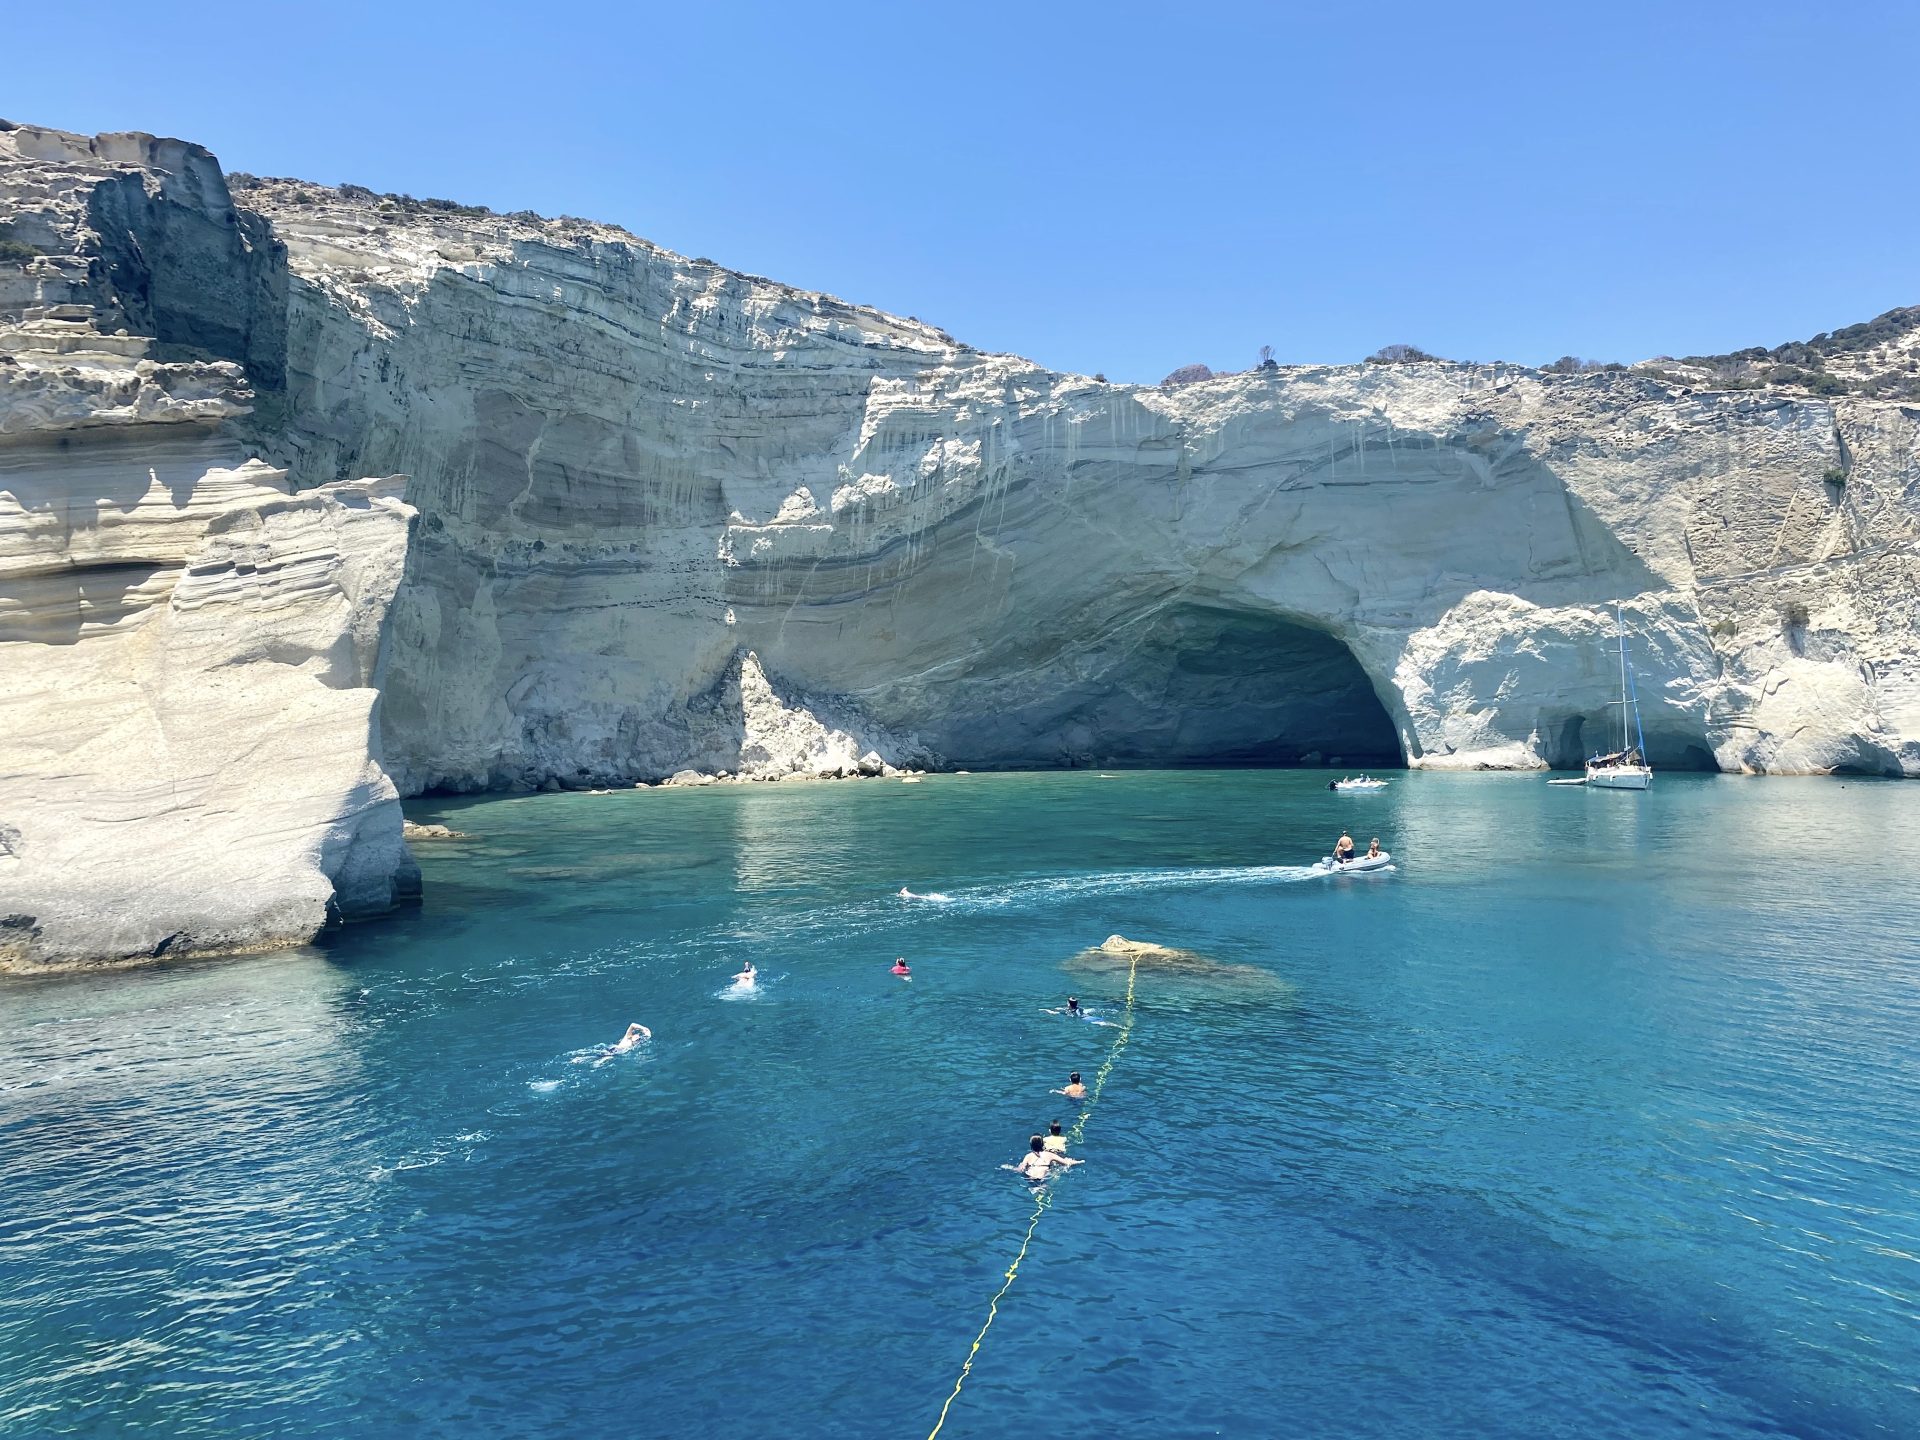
<box><xmin>233</xmin><ymin>169</ymin><xmax>1917</xmax><ymax>785</ymax></box>
<box><xmin>0</xmin><ymin>124</ymin><xmax>417</xmax><ymax>970</ymax></box>
<box><xmin>3</xmin><ymin>121</ymin><xmax>1917</xmax><ymax>963</ymax></box>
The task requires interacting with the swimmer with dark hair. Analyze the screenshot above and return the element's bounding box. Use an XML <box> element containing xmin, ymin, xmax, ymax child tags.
<box><xmin>1053</xmin><ymin>1072</ymin><xmax>1086</xmax><ymax>1099</ymax></box>
<box><xmin>1043</xmin><ymin>1120</ymin><xmax>1068</xmax><ymax>1154</ymax></box>
<box><xmin>891</xmin><ymin>958</ymin><xmax>911</xmax><ymax>978</ymax></box>
<box><xmin>733</xmin><ymin>959</ymin><xmax>757</xmax><ymax>986</ymax></box>
<box><xmin>1015</xmin><ymin>1135</ymin><xmax>1081</xmax><ymax>1181</ymax></box>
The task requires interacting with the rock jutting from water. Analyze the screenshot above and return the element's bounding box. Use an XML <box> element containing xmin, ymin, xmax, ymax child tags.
<box><xmin>3</xmin><ymin>119</ymin><xmax>1918</xmax><ymax>967</ymax></box>
<box><xmin>1066</xmin><ymin>934</ymin><xmax>1276</xmax><ymax>988</ymax></box>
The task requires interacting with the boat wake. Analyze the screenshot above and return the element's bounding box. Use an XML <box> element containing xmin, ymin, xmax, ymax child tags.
<box><xmin>911</xmin><ymin>864</ymin><xmax>1323</xmax><ymax>915</ymax></box>
<box><xmin>549</xmin><ymin>861</ymin><xmax>1340</xmax><ymax>973</ymax></box>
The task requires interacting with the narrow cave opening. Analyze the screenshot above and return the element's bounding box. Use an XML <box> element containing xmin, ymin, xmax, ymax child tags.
<box><xmin>983</xmin><ymin>603</ymin><xmax>1404</xmax><ymax>769</ymax></box>
<box><xmin>1543</xmin><ymin>712</ymin><xmax>1721</xmax><ymax>771</ymax></box>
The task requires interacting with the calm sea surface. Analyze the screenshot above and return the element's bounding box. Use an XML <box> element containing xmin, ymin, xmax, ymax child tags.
<box><xmin>3</xmin><ymin>771</ymin><xmax>1918</xmax><ymax>1438</ymax></box>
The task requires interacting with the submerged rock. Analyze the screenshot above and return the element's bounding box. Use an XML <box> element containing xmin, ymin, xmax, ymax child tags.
<box><xmin>402</xmin><ymin>821</ymin><xmax>468</xmax><ymax>841</ymax></box>
<box><xmin>1067</xmin><ymin>935</ymin><xmax>1276</xmax><ymax>986</ymax></box>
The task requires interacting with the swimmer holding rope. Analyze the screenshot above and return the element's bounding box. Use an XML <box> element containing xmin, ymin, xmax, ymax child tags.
<box><xmin>1013</xmin><ymin>1135</ymin><xmax>1081</xmax><ymax>1182</ymax></box>
<box><xmin>1053</xmin><ymin>1071</ymin><xmax>1086</xmax><ymax>1099</ymax></box>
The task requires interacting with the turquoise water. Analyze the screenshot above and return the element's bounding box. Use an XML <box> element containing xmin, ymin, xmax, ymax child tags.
<box><xmin>4</xmin><ymin>771</ymin><xmax>1918</xmax><ymax>1438</ymax></box>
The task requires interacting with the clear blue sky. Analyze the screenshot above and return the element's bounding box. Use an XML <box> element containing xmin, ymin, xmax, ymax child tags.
<box><xmin>11</xmin><ymin>2</ymin><xmax>1917</xmax><ymax>381</ymax></box>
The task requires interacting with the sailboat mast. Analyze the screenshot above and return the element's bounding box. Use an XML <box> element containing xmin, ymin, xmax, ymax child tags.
<box><xmin>1616</xmin><ymin>603</ymin><xmax>1629</xmax><ymax>751</ymax></box>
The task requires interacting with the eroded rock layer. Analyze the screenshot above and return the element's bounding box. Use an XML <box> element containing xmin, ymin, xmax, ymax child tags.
<box><xmin>0</xmin><ymin>124</ymin><xmax>417</xmax><ymax>970</ymax></box>
<box><xmin>193</xmin><ymin>167</ymin><xmax>1914</xmax><ymax>786</ymax></box>
<box><xmin>4</xmin><ymin>120</ymin><xmax>1918</xmax><ymax>962</ymax></box>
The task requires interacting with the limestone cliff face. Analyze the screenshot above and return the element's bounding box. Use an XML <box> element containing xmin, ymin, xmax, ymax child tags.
<box><xmin>0</xmin><ymin>124</ymin><xmax>417</xmax><ymax>970</ymax></box>
<box><xmin>222</xmin><ymin>171</ymin><xmax>1919</xmax><ymax>784</ymax></box>
<box><xmin>4</xmin><ymin>120</ymin><xmax>1918</xmax><ymax>969</ymax></box>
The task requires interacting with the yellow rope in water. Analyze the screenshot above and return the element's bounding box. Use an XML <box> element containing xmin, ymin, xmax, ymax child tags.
<box><xmin>925</xmin><ymin>953</ymin><xmax>1140</xmax><ymax>1440</ymax></box>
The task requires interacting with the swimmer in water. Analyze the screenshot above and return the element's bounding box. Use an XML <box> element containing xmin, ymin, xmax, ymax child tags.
<box><xmin>733</xmin><ymin>959</ymin><xmax>756</xmax><ymax>985</ymax></box>
<box><xmin>1015</xmin><ymin>1135</ymin><xmax>1082</xmax><ymax>1181</ymax></box>
<box><xmin>1067</xmin><ymin>995</ymin><xmax>1082</xmax><ymax>1017</ymax></box>
<box><xmin>1042</xmin><ymin>1120</ymin><xmax>1068</xmax><ymax>1154</ymax></box>
<box><xmin>611</xmin><ymin>1022</ymin><xmax>651</xmax><ymax>1053</ymax></box>
<box><xmin>891</xmin><ymin>958</ymin><xmax>911</xmax><ymax>977</ymax></box>
<box><xmin>1053</xmin><ymin>1071</ymin><xmax>1086</xmax><ymax>1099</ymax></box>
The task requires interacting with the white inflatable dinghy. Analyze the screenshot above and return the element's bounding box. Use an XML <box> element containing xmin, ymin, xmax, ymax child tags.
<box><xmin>1316</xmin><ymin>851</ymin><xmax>1392</xmax><ymax>873</ymax></box>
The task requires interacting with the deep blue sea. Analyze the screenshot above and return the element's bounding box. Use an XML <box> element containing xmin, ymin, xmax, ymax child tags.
<box><xmin>3</xmin><ymin>771</ymin><xmax>1918</xmax><ymax>1439</ymax></box>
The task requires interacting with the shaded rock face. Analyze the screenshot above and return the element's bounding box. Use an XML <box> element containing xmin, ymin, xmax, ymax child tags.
<box><xmin>1</xmin><ymin>125</ymin><xmax>287</xmax><ymax>390</ymax></box>
<box><xmin>0</xmin><ymin>124</ymin><xmax>417</xmax><ymax>971</ymax></box>
<box><xmin>919</xmin><ymin>602</ymin><xmax>1401</xmax><ymax>768</ymax></box>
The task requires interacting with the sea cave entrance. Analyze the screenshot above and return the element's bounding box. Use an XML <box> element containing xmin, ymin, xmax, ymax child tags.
<box><xmin>1543</xmin><ymin>713</ymin><xmax>1720</xmax><ymax>772</ymax></box>
<box><xmin>1018</xmin><ymin>602</ymin><xmax>1403</xmax><ymax>770</ymax></box>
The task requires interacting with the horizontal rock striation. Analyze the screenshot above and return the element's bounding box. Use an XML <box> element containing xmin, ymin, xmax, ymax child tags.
<box><xmin>229</xmin><ymin>168</ymin><xmax>1919</xmax><ymax>783</ymax></box>
<box><xmin>1</xmin><ymin>123</ymin><xmax>418</xmax><ymax>970</ymax></box>
<box><xmin>4</xmin><ymin>118</ymin><xmax>1918</xmax><ymax>966</ymax></box>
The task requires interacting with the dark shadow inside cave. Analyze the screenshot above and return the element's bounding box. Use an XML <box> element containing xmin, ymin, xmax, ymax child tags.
<box><xmin>959</xmin><ymin>602</ymin><xmax>1404</xmax><ymax>769</ymax></box>
<box><xmin>1541</xmin><ymin>712</ymin><xmax>1719</xmax><ymax>771</ymax></box>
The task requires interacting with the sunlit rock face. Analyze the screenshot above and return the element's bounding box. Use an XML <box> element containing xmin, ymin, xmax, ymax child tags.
<box><xmin>7</xmin><ymin>107</ymin><xmax>1920</xmax><ymax>969</ymax></box>
<box><xmin>238</xmin><ymin>168</ymin><xmax>1918</xmax><ymax>784</ymax></box>
<box><xmin>0</xmin><ymin>124</ymin><xmax>417</xmax><ymax>970</ymax></box>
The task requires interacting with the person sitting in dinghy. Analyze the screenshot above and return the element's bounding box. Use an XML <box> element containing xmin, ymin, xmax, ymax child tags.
<box><xmin>1334</xmin><ymin>832</ymin><xmax>1355</xmax><ymax>865</ymax></box>
<box><xmin>1366</xmin><ymin>838</ymin><xmax>1382</xmax><ymax>860</ymax></box>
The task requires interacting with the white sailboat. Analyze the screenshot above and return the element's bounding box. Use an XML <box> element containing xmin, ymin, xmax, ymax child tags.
<box><xmin>1585</xmin><ymin>604</ymin><xmax>1653</xmax><ymax>791</ymax></box>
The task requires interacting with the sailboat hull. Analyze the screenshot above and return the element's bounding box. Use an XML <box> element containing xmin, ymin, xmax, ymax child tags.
<box><xmin>1585</xmin><ymin>765</ymin><xmax>1652</xmax><ymax>791</ymax></box>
